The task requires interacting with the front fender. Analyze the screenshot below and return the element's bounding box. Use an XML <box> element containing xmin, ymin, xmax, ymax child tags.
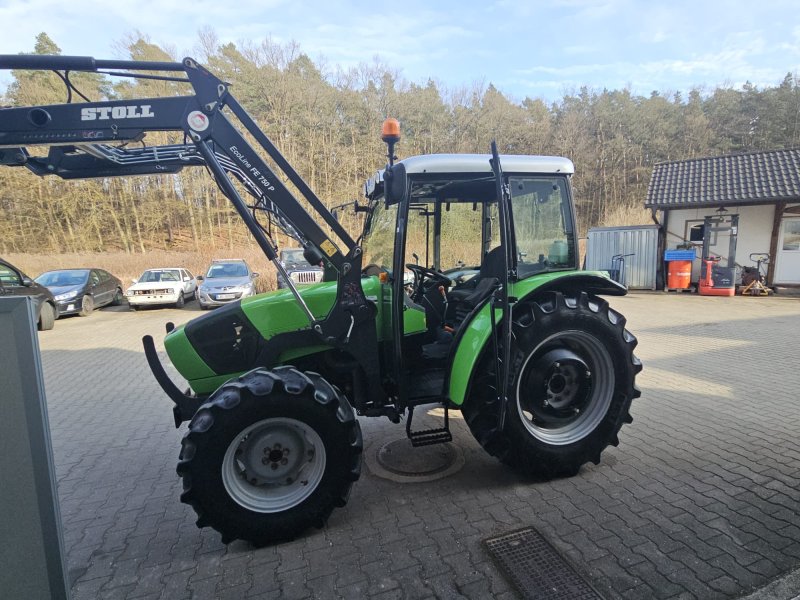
<box><xmin>447</xmin><ymin>271</ymin><xmax>625</xmax><ymax>405</ymax></box>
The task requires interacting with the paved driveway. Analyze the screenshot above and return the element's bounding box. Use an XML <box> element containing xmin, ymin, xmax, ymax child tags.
<box><xmin>38</xmin><ymin>294</ymin><xmax>800</xmax><ymax>599</ymax></box>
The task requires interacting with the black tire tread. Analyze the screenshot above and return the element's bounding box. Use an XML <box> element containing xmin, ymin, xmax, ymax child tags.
<box><xmin>79</xmin><ymin>294</ymin><xmax>93</xmax><ymax>317</ymax></box>
<box><xmin>38</xmin><ymin>302</ymin><xmax>56</xmax><ymax>330</ymax></box>
<box><xmin>463</xmin><ymin>291</ymin><xmax>640</xmax><ymax>479</ymax></box>
<box><xmin>177</xmin><ymin>366</ymin><xmax>362</xmax><ymax>546</ymax></box>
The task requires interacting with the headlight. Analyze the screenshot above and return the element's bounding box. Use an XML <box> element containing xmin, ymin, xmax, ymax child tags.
<box><xmin>55</xmin><ymin>290</ymin><xmax>79</xmax><ymax>301</ymax></box>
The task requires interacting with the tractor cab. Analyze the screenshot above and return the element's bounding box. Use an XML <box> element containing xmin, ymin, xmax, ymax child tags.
<box><xmin>358</xmin><ymin>150</ymin><xmax>582</xmax><ymax>443</ymax></box>
<box><xmin>364</xmin><ymin>154</ymin><xmax>577</xmax><ymax>330</ymax></box>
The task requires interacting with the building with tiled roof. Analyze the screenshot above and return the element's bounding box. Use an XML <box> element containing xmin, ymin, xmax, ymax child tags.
<box><xmin>646</xmin><ymin>148</ymin><xmax>800</xmax><ymax>286</ymax></box>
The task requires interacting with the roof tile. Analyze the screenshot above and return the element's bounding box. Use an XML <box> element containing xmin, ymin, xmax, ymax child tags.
<box><xmin>645</xmin><ymin>148</ymin><xmax>800</xmax><ymax>208</ymax></box>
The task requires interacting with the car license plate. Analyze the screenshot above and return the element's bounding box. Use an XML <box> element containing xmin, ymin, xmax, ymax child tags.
<box><xmin>216</xmin><ymin>293</ymin><xmax>235</xmax><ymax>300</ymax></box>
<box><xmin>67</xmin><ymin>304</ymin><xmax>75</xmax><ymax>311</ymax></box>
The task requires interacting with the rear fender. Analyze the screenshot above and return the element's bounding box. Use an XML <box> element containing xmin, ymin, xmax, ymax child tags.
<box><xmin>446</xmin><ymin>271</ymin><xmax>625</xmax><ymax>406</ymax></box>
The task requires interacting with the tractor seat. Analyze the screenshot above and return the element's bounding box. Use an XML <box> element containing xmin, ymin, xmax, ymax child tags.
<box><xmin>448</xmin><ymin>246</ymin><xmax>504</xmax><ymax>309</ymax></box>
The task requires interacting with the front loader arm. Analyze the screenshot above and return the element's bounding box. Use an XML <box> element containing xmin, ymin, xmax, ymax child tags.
<box><xmin>0</xmin><ymin>56</ymin><xmax>353</xmax><ymax>269</ymax></box>
<box><xmin>0</xmin><ymin>55</ymin><xmax>384</xmax><ymax>403</ymax></box>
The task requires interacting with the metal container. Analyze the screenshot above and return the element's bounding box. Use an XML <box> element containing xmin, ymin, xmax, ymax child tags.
<box><xmin>585</xmin><ymin>225</ymin><xmax>659</xmax><ymax>290</ymax></box>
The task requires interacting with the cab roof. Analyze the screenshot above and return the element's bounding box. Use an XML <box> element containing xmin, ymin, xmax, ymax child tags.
<box><xmin>397</xmin><ymin>154</ymin><xmax>574</xmax><ymax>175</ymax></box>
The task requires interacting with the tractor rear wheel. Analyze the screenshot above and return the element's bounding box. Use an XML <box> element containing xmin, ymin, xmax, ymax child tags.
<box><xmin>463</xmin><ymin>292</ymin><xmax>641</xmax><ymax>479</ymax></box>
<box><xmin>177</xmin><ymin>367</ymin><xmax>362</xmax><ymax>546</ymax></box>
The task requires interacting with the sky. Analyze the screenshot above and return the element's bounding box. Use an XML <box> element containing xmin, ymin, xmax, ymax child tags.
<box><xmin>0</xmin><ymin>0</ymin><xmax>798</xmax><ymax>102</ymax></box>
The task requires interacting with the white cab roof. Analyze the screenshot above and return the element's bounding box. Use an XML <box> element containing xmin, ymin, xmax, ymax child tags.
<box><xmin>397</xmin><ymin>154</ymin><xmax>574</xmax><ymax>175</ymax></box>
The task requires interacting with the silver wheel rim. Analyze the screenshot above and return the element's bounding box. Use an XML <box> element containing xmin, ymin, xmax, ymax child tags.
<box><xmin>222</xmin><ymin>417</ymin><xmax>326</xmax><ymax>513</ymax></box>
<box><xmin>516</xmin><ymin>330</ymin><xmax>614</xmax><ymax>445</ymax></box>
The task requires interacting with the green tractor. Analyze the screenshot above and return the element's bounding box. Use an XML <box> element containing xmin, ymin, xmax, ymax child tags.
<box><xmin>0</xmin><ymin>55</ymin><xmax>641</xmax><ymax>546</ymax></box>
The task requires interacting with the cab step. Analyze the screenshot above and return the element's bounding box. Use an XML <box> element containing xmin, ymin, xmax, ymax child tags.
<box><xmin>406</xmin><ymin>404</ymin><xmax>452</xmax><ymax>447</ymax></box>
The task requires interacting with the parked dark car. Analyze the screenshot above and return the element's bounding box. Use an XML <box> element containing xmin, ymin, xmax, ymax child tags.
<box><xmin>0</xmin><ymin>258</ymin><xmax>58</xmax><ymax>330</ymax></box>
<box><xmin>277</xmin><ymin>248</ymin><xmax>324</xmax><ymax>289</ymax></box>
<box><xmin>35</xmin><ymin>268</ymin><xmax>123</xmax><ymax>317</ymax></box>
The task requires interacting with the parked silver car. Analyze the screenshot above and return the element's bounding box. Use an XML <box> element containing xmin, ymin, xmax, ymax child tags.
<box><xmin>197</xmin><ymin>259</ymin><xmax>259</xmax><ymax>309</ymax></box>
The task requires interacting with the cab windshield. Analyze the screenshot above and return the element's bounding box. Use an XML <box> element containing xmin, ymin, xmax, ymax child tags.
<box><xmin>361</xmin><ymin>200</ymin><xmax>398</xmax><ymax>269</ymax></box>
<box><xmin>362</xmin><ymin>174</ymin><xmax>574</xmax><ymax>281</ymax></box>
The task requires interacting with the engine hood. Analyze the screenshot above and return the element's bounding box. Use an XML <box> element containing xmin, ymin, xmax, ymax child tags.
<box><xmin>46</xmin><ymin>284</ymin><xmax>85</xmax><ymax>296</ymax></box>
<box><xmin>128</xmin><ymin>280</ymin><xmax>182</xmax><ymax>291</ymax></box>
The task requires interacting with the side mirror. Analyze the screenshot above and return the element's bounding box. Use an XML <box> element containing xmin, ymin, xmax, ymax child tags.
<box><xmin>196</xmin><ymin>275</ymin><xmax>204</xmax><ymax>281</ymax></box>
<box><xmin>22</xmin><ymin>276</ymin><xmax>33</xmax><ymax>287</ymax></box>
<box><xmin>412</xmin><ymin>252</ymin><xmax>419</xmax><ymax>265</ymax></box>
<box><xmin>384</xmin><ymin>164</ymin><xmax>408</xmax><ymax>204</ymax></box>
<box><xmin>252</xmin><ymin>272</ymin><xmax>260</xmax><ymax>278</ymax></box>
<box><xmin>131</xmin><ymin>278</ymin><xmax>138</xmax><ymax>284</ymax></box>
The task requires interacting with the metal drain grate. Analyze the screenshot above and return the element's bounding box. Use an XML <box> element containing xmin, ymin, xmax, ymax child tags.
<box><xmin>484</xmin><ymin>527</ymin><xmax>602</xmax><ymax>600</ymax></box>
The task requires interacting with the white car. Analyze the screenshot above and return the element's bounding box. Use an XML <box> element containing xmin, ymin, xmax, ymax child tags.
<box><xmin>126</xmin><ymin>268</ymin><xmax>197</xmax><ymax>310</ymax></box>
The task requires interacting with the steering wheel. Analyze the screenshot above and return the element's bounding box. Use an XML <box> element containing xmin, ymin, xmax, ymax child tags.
<box><xmin>405</xmin><ymin>263</ymin><xmax>451</xmax><ymax>301</ymax></box>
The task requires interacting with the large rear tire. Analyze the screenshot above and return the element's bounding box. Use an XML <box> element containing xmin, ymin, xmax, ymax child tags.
<box><xmin>177</xmin><ymin>367</ymin><xmax>362</xmax><ymax>546</ymax></box>
<box><xmin>463</xmin><ymin>292</ymin><xmax>641</xmax><ymax>479</ymax></box>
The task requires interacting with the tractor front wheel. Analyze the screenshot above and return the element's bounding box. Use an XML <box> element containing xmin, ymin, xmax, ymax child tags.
<box><xmin>177</xmin><ymin>367</ymin><xmax>362</xmax><ymax>546</ymax></box>
<box><xmin>463</xmin><ymin>292</ymin><xmax>641</xmax><ymax>479</ymax></box>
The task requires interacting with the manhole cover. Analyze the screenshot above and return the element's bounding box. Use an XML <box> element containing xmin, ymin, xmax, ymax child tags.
<box><xmin>485</xmin><ymin>527</ymin><xmax>602</xmax><ymax>600</ymax></box>
<box><xmin>365</xmin><ymin>437</ymin><xmax>464</xmax><ymax>483</ymax></box>
<box><xmin>378</xmin><ymin>438</ymin><xmax>456</xmax><ymax>475</ymax></box>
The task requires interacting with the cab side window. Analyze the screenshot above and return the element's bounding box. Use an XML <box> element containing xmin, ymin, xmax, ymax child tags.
<box><xmin>89</xmin><ymin>271</ymin><xmax>101</xmax><ymax>286</ymax></box>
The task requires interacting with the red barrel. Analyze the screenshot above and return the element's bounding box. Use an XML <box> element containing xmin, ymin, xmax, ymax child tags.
<box><xmin>667</xmin><ymin>260</ymin><xmax>692</xmax><ymax>289</ymax></box>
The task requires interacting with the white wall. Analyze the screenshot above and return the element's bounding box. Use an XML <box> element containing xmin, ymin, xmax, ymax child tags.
<box><xmin>663</xmin><ymin>204</ymin><xmax>776</xmax><ymax>282</ymax></box>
